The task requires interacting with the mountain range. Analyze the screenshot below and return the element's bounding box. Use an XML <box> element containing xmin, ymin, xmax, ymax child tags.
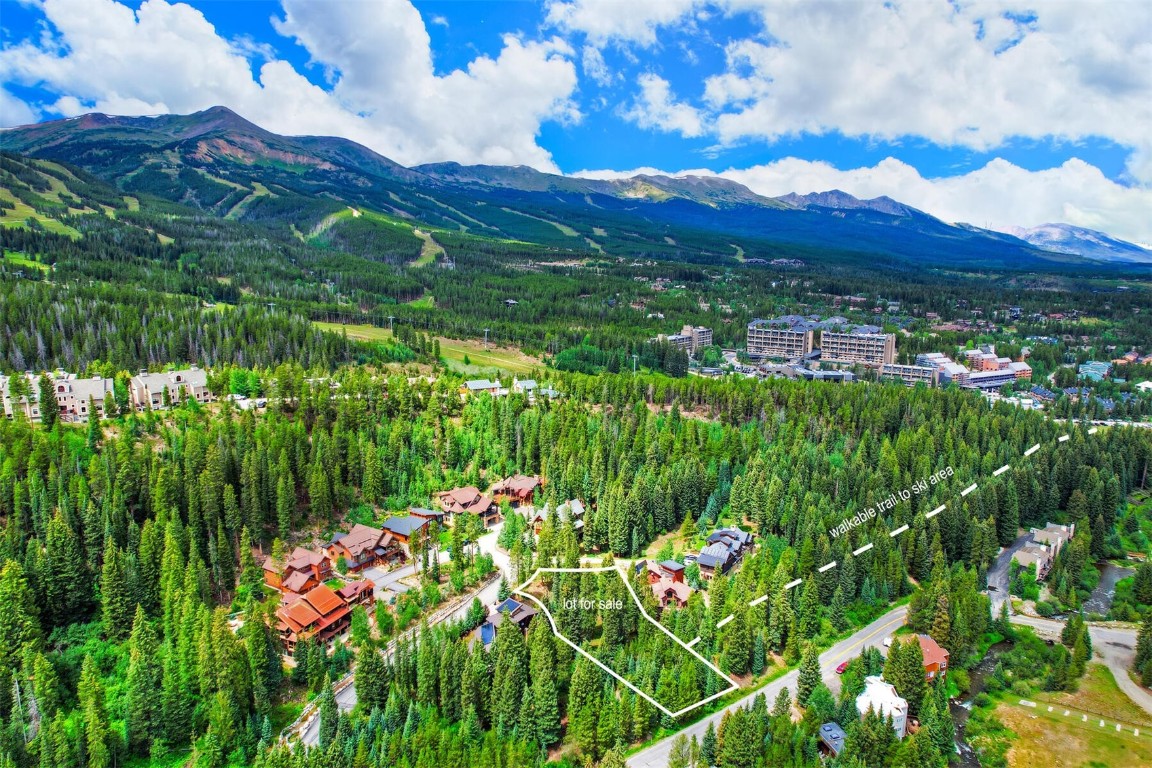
<box><xmin>2</xmin><ymin>106</ymin><xmax>1149</xmax><ymax>268</ymax></box>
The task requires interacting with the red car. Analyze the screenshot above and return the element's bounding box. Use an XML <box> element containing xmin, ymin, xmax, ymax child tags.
<box><xmin>835</xmin><ymin>661</ymin><xmax>849</xmax><ymax>674</ymax></box>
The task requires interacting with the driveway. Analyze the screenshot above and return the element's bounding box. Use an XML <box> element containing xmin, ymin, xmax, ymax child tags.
<box><xmin>987</xmin><ymin>530</ymin><xmax>1034</xmax><ymax>617</ymax></box>
<box><xmin>626</xmin><ymin>606</ymin><xmax>908</xmax><ymax>767</ymax></box>
<box><xmin>362</xmin><ymin>563</ymin><xmax>416</xmax><ymax>598</ymax></box>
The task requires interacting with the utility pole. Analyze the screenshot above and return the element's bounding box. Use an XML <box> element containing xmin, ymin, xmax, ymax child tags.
<box><xmin>387</xmin><ymin>315</ymin><xmax>395</xmax><ymax>333</ymax></box>
<box><xmin>484</xmin><ymin>328</ymin><xmax>490</xmax><ymax>348</ymax></box>
<box><xmin>632</xmin><ymin>354</ymin><xmax>639</xmax><ymax>373</ymax></box>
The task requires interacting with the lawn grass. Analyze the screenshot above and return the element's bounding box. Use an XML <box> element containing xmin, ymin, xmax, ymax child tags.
<box><xmin>1034</xmin><ymin>662</ymin><xmax>1152</xmax><ymax>727</ymax></box>
<box><xmin>313</xmin><ymin>321</ymin><xmax>395</xmax><ymax>342</ymax></box>
<box><xmin>0</xmin><ymin>190</ymin><xmax>81</xmax><ymax>237</ymax></box>
<box><xmin>406</xmin><ymin>292</ymin><xmax>435</xmax><ymax>309</ymax></box>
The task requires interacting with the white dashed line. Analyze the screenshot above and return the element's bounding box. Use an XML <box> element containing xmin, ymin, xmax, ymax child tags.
<box><xmin>687</xmin><ymin>636</ymin><xmax>701</xmax><ymax>648</ymax></box>
<box><xmin>926</xmin><ymin>504</ymin><xmax>946</xmax><ymax>518</ymax></box>
<box><xmin>784</xmin><ymin>578</ymin><xmax>803</xmax><ymax>590</ymax></box>
<box><xmin>748</xmin><ymin>594</ymin><xmax>768</xmax><ymax>607</ymax></box>
<box><xmin>961</xmin><ymin>483</ymin><xmax>978</xmax><ymax>496</ymax></box>
<box><xmin>818</xmin><ymin>561</ymin><xmax>837</xmax><ymax>573</ymax></box>
<box><xmin>1024</xmin><ymin>444</ymin><xmax>1040</xmax><ymax>457</ymax></box>
<box><xmin>993</xmin><ymin>464</ymin><xmax>1010</xmax><ymax>477</ymax></box>
<box><xmin>716</xmin><ymin>614</ymin><xmax>734</xmax><ymax>629</ymax></box>
<box><xmin>889</xmin><ymin>524</ymin><xmax>909</xmax><ymax>537</ymax></box>
<box><xmin>853</xmin><ymin>542</ymin><xmax>874</xmax><ymax>556</ymax></box>
<box><xmin>1059</xmin><ymin>434</ymin><xmax>1070</xmax><ymax>442</ymax></box>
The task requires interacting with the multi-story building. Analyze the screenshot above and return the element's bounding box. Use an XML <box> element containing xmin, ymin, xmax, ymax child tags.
<box><xmin>880</xmin><ymin>363</ymin><xmax>938</xmax><ymax>387</ymax></box>
<box><xmin>659</xmin><ymin>324</ymin><xmax>713</xmax><ymax>353</ymax></box>
<box><xmin>48</xmin><ymin>371</ymin><xmax>115</xmax><ymax>422</ymax></box>
<box><xmin>962</xmin><ymin>369</ymin><xmax>1019</xmax><ymax>390</ymax></box>
<box><xmin>819</xmin><ymin>326</ymin><xmax>896</xmax><ymax>366</ymax></box>
<box><xmin>746</xmin><ymin>316</ymin><xmax>817</xmax><ymax>360</ymax></box>
<box><xmin>0</xmin><ymin>372</ymin><xmax>41</xmax><ymax>420</ymax></box>
<box><xmin>856</xmin><ymin>676</ymin><xmax>907</xmax><ymax>739</ymax></box>
<box><xmin>130</xmin><ymin>366</ymin><xmax>212</xmax><ymax>410</ymax></box>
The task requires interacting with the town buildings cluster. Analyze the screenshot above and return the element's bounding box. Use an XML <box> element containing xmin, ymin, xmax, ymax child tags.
<box><xmin>1</xmin><ymin>365</ymin><xmax>212</xmax><ymax>421</ymax></box>
<box><xmin>746</xmin><ymin>315</ymin><xmax>896</xmax><ymax>367</ymax></box>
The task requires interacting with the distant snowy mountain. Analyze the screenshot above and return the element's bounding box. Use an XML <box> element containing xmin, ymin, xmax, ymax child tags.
<box><xmin>1008</xmin><ymin>223</ymin><xmax>1152</xmax><ymax>264</ymax></box>
<box><xmin>775</xmin><ymin>189</ymin><xmax>922</xmax><ymax>218</ymax></box>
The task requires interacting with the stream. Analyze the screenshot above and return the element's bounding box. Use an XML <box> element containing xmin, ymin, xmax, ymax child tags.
<box><xmin>949</xmin><ymin>641</ymin><xmax>1011</xmax><ymax>768</ymax></box>
<box><xmin>1081</xmin><ymin>562</ymin><xmax>1134</xmax><ymax>616</ymax></box>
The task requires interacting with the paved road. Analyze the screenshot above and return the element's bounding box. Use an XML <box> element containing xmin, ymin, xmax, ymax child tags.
<box><xmin>626</xmin><ymin>606</ymin><xmax>908</xmax><ymax>768</ymax></box>
<box><xmin>297</xmin><ymin>526</ymin><xmax>513</xmax><ymax>746</ymax></box>
<box><xmin>987</xmin><ymin>531</ymin><xmax>1034</xmax><ymax>617</ymax></box>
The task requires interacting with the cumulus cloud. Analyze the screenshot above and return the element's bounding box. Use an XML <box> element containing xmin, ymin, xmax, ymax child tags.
<box><xmin>0</xmin><ymin>0</ymin><xmax>579</xmax><ymax>169</ymax></box>
<box><xmin>622</xmin><ymin>74</ymin><xmax>705</xmax><ymax>137</ymax></box>
<box><xmin>576</xmin><ymin>156</ymin><xmax>1152</xmax><ymax>246</ymax></box>
<box><xmin>551</xmin><ymin>0</ymin><xmax>1152</xmax><ymax>183</ymax></box>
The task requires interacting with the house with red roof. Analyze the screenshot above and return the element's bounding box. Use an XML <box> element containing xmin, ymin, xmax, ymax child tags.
<box><xmin>436</xmin><ymin>486</ymin><xmax>500</xmax><ymax>527</ymax></box>
<box><xmin>915</xmin><ymin>634</ymin><xmax>950</xmax><ymax>681</ymax></box>
<box><xmin>324</xmin><ymin>524</ymin><xmax>403</xmax><ymax>572</ymax></box>
<box><xmin>492</xmin><ymin>474</ymin><xmax>542</xmax><ymax>505</ymax></box>
<box><xmin>263</xmin><ymin>546</ymin><xmax>332</xmax><ymax>594</ymax></box>
<box><xmin>276</xmin><ymin>583</ymin><xmax>354</xmax><ymax>652</ymax></box>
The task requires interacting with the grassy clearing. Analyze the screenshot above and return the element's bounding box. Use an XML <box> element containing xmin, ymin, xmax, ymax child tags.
<box><xmin>0</xmin><ymin>190</ymin><xmax>81</xmax><ymax>237</ymax></box>
<box><xmin>499</xmin><ymin>207</ymin><xmax>579</xmax><ymax>236</ymax></box>
<box><xmin>731</xmin><ymin>243</ymin><xmax>745</xmax><ymax>261</ymax></box>
<box><xmin>993</xmin><ymin>663</ymin><xmax>1152</xmax><ymax>768</ymax></box>
<box><xmin>225</xmin><ymin>180</ymin><xmax>272</xmax><ymax>220</ymax></box>
<box><xmin>123</xmin><ymin>195</ymin><xmax>140</xmax><ymax>211</ymax></box>
<box><xmin>406</xmin><ymin>293</ymin><xmax>435</xmax><ymax>309</ymax></box>
<box><xmin>4</xmin><ymin>250</ymin><xmax>51</xmax><ymax>273</ymax></box>
<box><xmin>1034</xmin><ymin>663</ymin><xmax>1152</xmax><ymax>727</ymax></box>
<box><xmin>436</xmin><ymin>336</ymin><xmax>540</xmax><ymax>376</ymax></box>
<box><xmin>410</xmin><ymin>228</ymin><xmax>444</xmax><ymax>267</ymax></box>
<box><xmin>311</xmin><ymin>321</ymin><xmax>541</xmax><ymax>376</ymax></box>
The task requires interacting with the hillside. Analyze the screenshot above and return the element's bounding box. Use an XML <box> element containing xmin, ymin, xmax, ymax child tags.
<box><xmin>0</xmin><ymin>106</ymin><xmax>1121</xmax><ymax>269</ymax></box>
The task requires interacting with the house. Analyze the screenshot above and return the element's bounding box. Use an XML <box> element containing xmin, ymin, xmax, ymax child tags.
<box><xmin>635</xmin><ymin>560</ymin><xmax>686</xmax><ymax>584</ymax></box>
<box><xmin>325</xmin><ymin>524</ymin><xmax>403</xmax><ymax>572</ymax></box>
<box><xmin>437</xmin><ymin>486</ymin><xmax>500</xmax><ymax>527</ymax></box>
<box><xmin>408</xmin><ymin>507</ymin><xmax>446</xmax><ymax>526</ymax></box>
<box><xmin>276</xmin><ymin>584</ymin><xmax>353</xmax><ymax>652</ymax></box>
<box><xmin>817</xmin><ymin>722</ymin><xmax>847</xmax><ymax>757</ymax></box>
<box><xmin>130</xmin><ymin>366</ymin><xmax>213</xmax><ymax>409</ymax></box>
<box><xmin>473</xmin><ymin>597</ymin><xmax>539</xmax><ymax>649</ymax></box>
<box><xmin>264</xmin><ymin>546</ymin><xmax>333</xmax><ymax>595</ymax></box>
<box><xmin>697</xmin><ymin>528</ymin><xmax>754</xmax><ymax>579</ymax></box>
<box><xmin>915</xmin><ymin>634</ymin><xmax>949</xmax><ymax>681</ymax></box>
<box><xmin>527</xmin><ymin>499</ymin><xmax>585</xmax><ymax>535</ymax></box>
<box><xmin>512</xmin><ymin>378</ymin><xmax>537</xmax><ymax>396</ymax></box>
<box><xmin>381</xmin><ymin>515</ymin><xmax>431</xmax><ymax>549</ymax></box>
<box><xmin>1138</xmin><ymin>381</ymin><xmax>1152</xmax><ymax>394</ymax></box>
<box><xmin>461</xmin><ymin>379</ymin><xmax>506</xmax><ymax>397</ymax></box>
<box><xmin>492</xmin><ymin>474</ymin><xmax>541</xmax><ymax>505</ymax></box>
<box><xmin>1013</xmin><ymin>543</ymin><xmax>1055</xmax><ymax>580</ymax></box>
<box><xmin>335</xmin><ymin>579</ymin><xmax>376</xmax><ymax>609</ymax></box>
<box><xmin>856</xmin><ymin>676</ymin><xmax>907</xmax><ymax>739</ymax></box>
<box><xmin>651</xmin><ymin>577</ymin><xmax>692</xmax><ymax>608</ymax></box>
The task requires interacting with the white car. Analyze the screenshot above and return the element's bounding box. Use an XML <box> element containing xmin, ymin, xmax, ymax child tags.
<box><xmin>882</xmin><ymin>636</ymin><xmax>894</xmax><ymax>648</ymax></box>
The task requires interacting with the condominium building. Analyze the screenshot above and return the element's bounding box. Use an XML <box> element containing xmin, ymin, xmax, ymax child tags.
<box><xmin>962</xmin><ymin>369</ymin><xmax>1018</xmax><ymax>391</ymax></box>
<box><xmin>661</xmin><ymin>325</ymin><xmax>713</xmax><ymax>353</ymax></box>
<box><xmin>747</xmin><ymin>316</ymin><xmax>816</xmax><ymax>360</ymax></box>
<box><xmin>130</xmin><ymin>366</ymin><xmax>212</xmax><ymax>409</ymax></box>
<box><xmin>48</xmin><ymin>371</ymin><xmax>115</xmax><ymax>422</ymax></box>
<box><xmin>880</xmin><ymin>363</ymin><xmax>938</xmax><ymax>387</ymax></box>
<box><xmin>820</xmin><ymin>327</ymin><xmax>896</xmax><ymax>366</ymax></box>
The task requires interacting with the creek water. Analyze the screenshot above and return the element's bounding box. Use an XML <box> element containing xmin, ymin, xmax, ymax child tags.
<box><xmin>1081</xmin><ymin>562</ymin><xmax>1134</xmax><ymax>616</ymax></box>
<box><xmin>949</xmin><ymin>641</ymin><xmax>1011</xmax><ymax>768</ymax></box>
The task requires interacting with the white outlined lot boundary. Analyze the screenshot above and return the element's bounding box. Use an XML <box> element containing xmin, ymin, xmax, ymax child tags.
<box><xmin>513</xmin><ymin>565</ymin><xmax>740</xmax><ymax>718</ymax></box>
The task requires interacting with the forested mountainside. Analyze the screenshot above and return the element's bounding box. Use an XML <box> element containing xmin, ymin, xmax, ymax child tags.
<box><xmin>2</xmin><ymin>106</ymin><xmax>1127</xmax><ymax>269</ymax></box>
<box><xmin>1</xmin><ymin>357</ymin><xmax>1147</xmax><ymax>768</ymax></box>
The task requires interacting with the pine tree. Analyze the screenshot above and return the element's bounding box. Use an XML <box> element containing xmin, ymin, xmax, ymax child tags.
<box><xmin>887</xmin><ymin>637</ymin><xmax>926</xmax><ymax>716</ymax></box>
<box><xmin>38</xmin><ymin>374</ymin><xmax>58</xmax><ymax>430</ymax></box>
<box><xmin>797</xmin><ymin>642</ymin><xmax>821</xmax><ymax>706</ymax></box>
<box><xmin>318</xmin><ymin>676</ymin><xmax>338</xmax><ymax>750</ymax></box>
<box><xmin>78</xmin><ymin>656</ymin><xmax>112</xmax><ymax>768</ymax></box>
<box><xmin>86</xmin><ymin>396</ymin><xmax>102</xmax><ymax>451</ymax></box>
<box><xmin>700</xmin><ymin>721</ymin><xmax>717</xmax><ymax>767</ymax></box>
<box><xmin>529</xmin><ymin>620</ymin><xmax>561</xmax><ymax>745</ymax></box>
<box><xmin>125</xmin><ymin>605</ymin><xmax>162</xmax><ymax>754</ymax></box>
<box><xmin>1135</xmin><ymin>613</ymin><xmax>1152</xmax><ymax>686</ymax></box>
<box><xmin>0</xmin><ymin>562</ymin><xmax>42</xmax><ymax>670</ymax></box>
<box><xmin>100</xmin><ymin>543</ymin><xmax>134</xmax><ymax>641</ymax></box>
<box><xmin>356</xmin><ymin>644</ymin><xmax>391</xmax><ymax>713</ymax></box>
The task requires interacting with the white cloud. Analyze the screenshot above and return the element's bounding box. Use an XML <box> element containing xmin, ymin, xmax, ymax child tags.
<box><xmin>546</xmin><ymin>0</ymin><xmax>699</xmax><ymax>46</ymax></box>
<box><xmin>581</xmin><ymin>45</ymin><xmax>614</xmax><ymax>86</ymax></box>
<box><xmin>550</xmin><ymin>0</ymin><xmax>1152</xmax><ymax>183</ymax></box>
<box><xmin>622</xmin><ymin>74</ymin><xmax>704</xmax><ymax>137</ymax></box>
<box><xmin>0</xmin><ymin>88</ymin><xmax>38</xmax><ymax>126</ymax></box>
<box><xmin>0</xmin><ymin>0</ymin><xmax>579</xmax><ymax>169</ymax></box>
<box><xmin>576</xmin><ymin>156</ymin><xmax>1152</xmax><ymax>245</ymax></box>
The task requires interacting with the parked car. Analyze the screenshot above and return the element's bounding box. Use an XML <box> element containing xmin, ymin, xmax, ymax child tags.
<box><xmin>882</xmin><ymin>636</ymin><xmax>893</xmax><ymax>648</ymax></box>
<box><xmin>835</xmin><ymin>661</ymin><xmax>849</xmax><ymax>674</ymax></box>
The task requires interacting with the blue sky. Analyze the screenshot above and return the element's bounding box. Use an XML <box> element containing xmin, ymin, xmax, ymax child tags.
<box><xmin>1</xmin><ymin>0</ymin><xmax>1150</xmax><ymax>243</ymax></box>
